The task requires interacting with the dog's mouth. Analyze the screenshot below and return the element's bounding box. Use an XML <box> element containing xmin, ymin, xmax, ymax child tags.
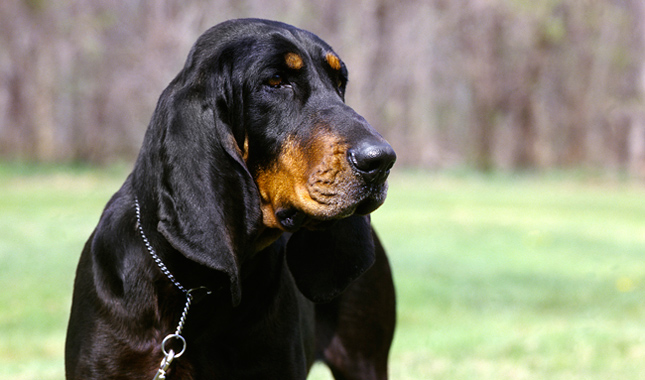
<box><xmin>272</xmin><ymin>179</ymin><xmax>389</xmax><ymax>232</ymax></box>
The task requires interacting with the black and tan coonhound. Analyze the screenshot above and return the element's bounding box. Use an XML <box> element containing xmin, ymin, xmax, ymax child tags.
<box><xmin>65</xmin><ymin>19</ymin><xmax>396</xmax><ymax>380</ymax></box>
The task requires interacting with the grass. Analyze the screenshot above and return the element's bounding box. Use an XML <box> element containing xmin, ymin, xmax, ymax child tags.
<box><xmin>368</xmin><ymin>171</ymin><xmax>645</xmax><ymax>380</ymax></box>
<box><xmin>1</xmin><ymin>164</ymin><xmax>645</xmax><ymax>379</ymax></box>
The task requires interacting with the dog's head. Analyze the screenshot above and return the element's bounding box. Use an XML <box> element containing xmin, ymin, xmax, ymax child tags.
<box><xmin>239</xmin><ymin>25</ymin><xmax>395</xmax><ymax>231</ymax></box>
<box><xmin>134</xmin><ymin>19</ymin><xmax>395</xmax><ymax>304</ymax></box>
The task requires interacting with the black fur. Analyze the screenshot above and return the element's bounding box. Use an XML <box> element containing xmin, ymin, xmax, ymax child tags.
<box><xmin>66</xmin><ymin>19</ymin><xmax>396</xmax><ymax>380</ymax></box>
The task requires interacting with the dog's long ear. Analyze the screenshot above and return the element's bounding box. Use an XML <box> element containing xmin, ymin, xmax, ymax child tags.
<box><xmin>286</xmin><ymin>215</ymin><xmax>376</xmax><ymax>303</ymax></box>
<box><xmin>136</xmin><ymin>40</ymin><xmax>261</xmax><ymax>306</ymax></box>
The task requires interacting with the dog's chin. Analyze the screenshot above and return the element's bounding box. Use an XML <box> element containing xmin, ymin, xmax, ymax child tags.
<box><xmin>276</xmin><ymin>185</ymin><xmax>388</xmax><ymax>231</ymax></box>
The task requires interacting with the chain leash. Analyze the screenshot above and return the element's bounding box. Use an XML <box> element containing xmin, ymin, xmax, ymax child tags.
<box><xmin>134</xmin><ymin>198</ymin><xmax>211</xmax><ymax>380</ymax></box>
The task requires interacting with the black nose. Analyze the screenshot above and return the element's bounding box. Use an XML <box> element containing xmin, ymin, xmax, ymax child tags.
<box><xmin>348</xmin><ymin>140</ymin><xmax>396</xmax><ymax>183</ymax></box>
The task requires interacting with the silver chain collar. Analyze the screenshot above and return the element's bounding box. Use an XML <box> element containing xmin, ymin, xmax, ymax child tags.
<box><xmin>134</xmin><ymin>197</ymin><xmax>211</xmax><ymax>380</ymax></box>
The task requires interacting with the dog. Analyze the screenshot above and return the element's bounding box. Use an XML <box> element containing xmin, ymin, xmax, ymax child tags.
<box><xmin>65</xmin><ymin>18</ymin><xmax>396</xmax><ymax>380</ymax></box>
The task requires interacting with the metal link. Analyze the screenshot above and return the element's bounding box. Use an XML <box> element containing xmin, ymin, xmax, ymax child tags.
<box><xmin>175</xmin><ymin>287</ymin><xmax>211</xmax><ymax>336</ymax></box>
<box><xmin>162</xmin><ymin>334</ymin><xmax>186</xmax><ymax>358</ymax></box>
<box><xmin>153</xmin><ymin>349</ymin><xmax>175</xmax><ymax>380</ymax></box>
<box><xmin>134</xmin><ymin>197</ymin><xmax>187</xmax><ymax>293</ymax></box>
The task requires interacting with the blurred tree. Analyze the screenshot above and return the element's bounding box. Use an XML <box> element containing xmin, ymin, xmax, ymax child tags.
<box><xmin>0</xmin><ymin>0</ymin><xmax>642</xmax><ymax>175</ymax></box>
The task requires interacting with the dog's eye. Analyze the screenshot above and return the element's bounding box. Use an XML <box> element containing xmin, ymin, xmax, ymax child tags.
<box><xmin>267</xmin><ymin>74</ymin><xmax>285</xmax><ymax>88</ymax></box>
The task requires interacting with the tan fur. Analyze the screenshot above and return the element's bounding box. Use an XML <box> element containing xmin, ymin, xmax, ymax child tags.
<box><xmin>325</xmin><ymin>52</ymin><xmax>341</xmax><ymax>71</ymax></box>
<box><xmin>285</xmin><ymin>52</ymin><xmax>304</xmax><ymax>70</ymax></box>
<box><xmin>242</xmin><ymin>135</ymin><xmax>249</xmax><ymax>162</ymax></box>
<box><xmin>254</xmin><ymin>130</ymin><xmax>355</xmax><ymax>230</ymax></box>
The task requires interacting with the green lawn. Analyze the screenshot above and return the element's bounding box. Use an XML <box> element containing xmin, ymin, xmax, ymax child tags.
<box><xmin>1</xmin><ymin>164</ymin><xmax>644</xmax><ymax>379</ymax></box>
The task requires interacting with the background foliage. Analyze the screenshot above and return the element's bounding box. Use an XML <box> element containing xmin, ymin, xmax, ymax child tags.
<box><xmin>1</xmin><ymin>0</ymin><xmax>645</xmax><ymax>174</ymax></box>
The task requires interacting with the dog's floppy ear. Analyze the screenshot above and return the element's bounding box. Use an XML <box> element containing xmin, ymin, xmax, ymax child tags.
<box><xmin>136</xmin><ymin>39</ymin><xmax>261</xmax><ymax>306</ymax></box>
<box><xmin>286</xmin><ymin>215</ymin><xmax>376</xmax><ymax>303</ymax></box>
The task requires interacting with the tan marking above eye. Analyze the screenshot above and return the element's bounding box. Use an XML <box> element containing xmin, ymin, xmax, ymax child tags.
<box><xmin>325</xmin><ymin>52</ymin><xmax>341</xmax><ymax>71</ymax></box>
<box><xmin>285</xmin><ymin>52</ymin><xmax>304</xmax><ymax>70</ymax></box>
